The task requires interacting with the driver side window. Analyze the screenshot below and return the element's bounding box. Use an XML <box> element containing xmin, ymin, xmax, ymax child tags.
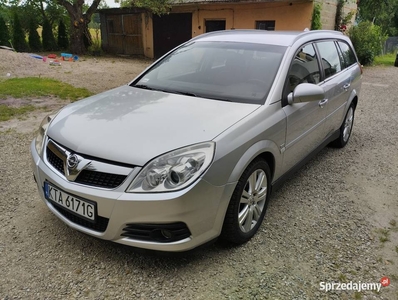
<box><xmin>286</xmin><ymin>44</ymin><xmax>321</xmax><ymax>94</ymax></box>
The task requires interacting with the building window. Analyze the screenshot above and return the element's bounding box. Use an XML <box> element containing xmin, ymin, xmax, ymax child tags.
<box><xmin>256</xmin><ymin>21</ymin><xmax>275</xmax><ymax>31</ymax></box>
<box><xmin>205</xmin><ymin>20</ymin><xmax>226</xmax><ymax>33</ymax></box>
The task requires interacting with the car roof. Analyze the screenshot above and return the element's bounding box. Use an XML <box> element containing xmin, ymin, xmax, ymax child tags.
<box><xmin>192</xmin><ymin>30</ymin><xmax>346</xmax><ymax>47</ymax></box>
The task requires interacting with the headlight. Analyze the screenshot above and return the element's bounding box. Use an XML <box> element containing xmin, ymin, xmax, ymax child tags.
<box><xmin>35</xmin><ymin>113</ymin><xmax>57</xmax><ymax>156</ymax></box>
<box><xmin>127</xmin><ymin>142</ymin><xmax>215</xmax><ymax>193</ymax></box>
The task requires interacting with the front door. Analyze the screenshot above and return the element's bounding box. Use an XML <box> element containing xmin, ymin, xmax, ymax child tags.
<box><xmin>281</xmin><ymin>43</ymin><xmax>327</xmax><ymax>173</ymax></box>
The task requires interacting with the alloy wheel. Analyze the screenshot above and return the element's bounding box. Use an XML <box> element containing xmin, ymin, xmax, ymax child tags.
<box><xmin>343</xmin><ymin>107</ymin><xmax>354</xmax><ymax>142</ymax></box>
<box><xmin>238</xmin><ymin>169</ymin><xmax>268</xmax><ymax>233</ymax></box>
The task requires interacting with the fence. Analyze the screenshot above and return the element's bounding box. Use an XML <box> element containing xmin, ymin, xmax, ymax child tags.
<box><xmin>384</xmin><ymin>37</ymin><xmax>398</xmax><ymax>54</ymax></box>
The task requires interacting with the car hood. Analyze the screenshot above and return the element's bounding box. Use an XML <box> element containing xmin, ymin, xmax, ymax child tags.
<box><xmin>47</xmin><ymin>86</ymin><xmax>260</xmax><ymax>166</ymax></box>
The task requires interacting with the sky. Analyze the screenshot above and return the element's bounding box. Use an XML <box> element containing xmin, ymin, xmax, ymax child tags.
<box><xmin>104</xmin><ymin>0</ymin><xmax>120</xmax><ymax>8</ymax></box>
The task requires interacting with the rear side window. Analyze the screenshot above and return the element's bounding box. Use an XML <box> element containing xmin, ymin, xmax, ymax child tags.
<box><xmin>316</xmin><ymin>41</ymin><xmax>342</xmax><ymax>79</ymax></box>
<box><xmin>338</xmin><ymin>41</ymin><xmax>357</xmax><ymax>68</ymax></box>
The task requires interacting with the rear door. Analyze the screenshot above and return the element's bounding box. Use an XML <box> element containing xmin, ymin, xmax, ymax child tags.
<box><xmin>315</xmin><ymin>40</ymin><xmax>351</xmax><ymax>136</ymax></box>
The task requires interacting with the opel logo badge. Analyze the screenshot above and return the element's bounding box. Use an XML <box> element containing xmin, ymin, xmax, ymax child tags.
<box><xmin>67</xmin><ymin>154</ymin><xmax>79</xmax><ymax>170</ymax></box>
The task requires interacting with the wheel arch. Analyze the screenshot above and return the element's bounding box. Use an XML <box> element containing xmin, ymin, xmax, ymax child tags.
<box><xmin>351</xmin><ymin>95</ymin><xmax>358</xmax><ymax>110</ymax></box>
<box><xmin>347</xmin><ymin>88</ymin><xmax>359</xmax><ymax>111</ymax></box>
<box><xmin>226</xmin><ymin>140</ymin><xmax>280</xmax><ymax>185</ymax></box>
<box><xmin>259</xmin><ymin>151</ymin><xmax>276</xmax><ymax>182</ymax></box>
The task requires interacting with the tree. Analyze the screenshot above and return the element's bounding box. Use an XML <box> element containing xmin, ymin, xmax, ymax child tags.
<box><xmin>349</xmin><ymin>21</ymin><xmax>387</xmax><ymax>65</ymax></box>
<box><xmin>311</xmin><ymin>3</ymin><xmax>322</xmax><ymax>30</ymax></box>
<box><xmin>12</xmin><ymin>13</ymin><xmax>29</xmax><ymax>51</ymax></box>
<box><xmin>42</xmin><ymin>18</ymin><xmax>57</xmax><ymax>51</ymax></box>
<box><xmin>7</xmin><ymin>0</ymin><xmax>98</xmax><ymax>54</ymax></box>
<box><xmin>56</xmin><ymin>0</ymin><xmax>102</xmax><ymax>54</ymax></box>
<box><xmin>357</xmin><ymin>0</ymin><xmax>398</xmax><ymax>35</ymax></box>
<box><xmin>57</xmin><ymin>19</ymin><xmax>68</xmax><ymax>49</ymax></box>
<box><xmin>121</xmin><ymin>0</ymin><xmax>173</xmax><ymax>15</ymax></box>
<box><xmin>0</xmin><ymin>15</ymin><xmax>10</xmax><ymax>47</ymax></box>
<box><xmin>28</xmin><ymin>18</ymin><xmax>42</xmax><ymax>51</ymax></box>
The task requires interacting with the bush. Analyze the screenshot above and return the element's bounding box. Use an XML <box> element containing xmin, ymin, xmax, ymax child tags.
<box><xmin>57</xmin><ymin>19</ymin><xmax>69</xmax><ymax>50</ymax></box>
<box><xmin>12</xmin><ymin>13</ymin><xmax>29</xmax><ymax>52</ymax></box>
<box><xmin>0</xmin><ymin>16</ymin><xmax>10</xmax><ymax>47</ymax></box>
<box><xmin>311</xmin><ymin>3</ymin><xmax>322</xmax><ymax>30</ymax></box>
<box><xmin>348</xmin><ymin>21</ymin><xmax>387</xmax><ymax>65</ymax></box>
<box><xmin>28</xmin><ymin>19</ymin><xmax>42</xmax><ymax>52</ymax></box>
<box><xmin>42</xmin><ymin>18</ymin><xmax>58</xmax><ymax>51</ymax></box>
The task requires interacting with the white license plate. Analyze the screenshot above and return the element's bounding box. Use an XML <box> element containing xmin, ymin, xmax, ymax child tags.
<box><xmin>44</xmin><ymin>182</ymin><xmax>96</xmax><ymax>222</ymax></box>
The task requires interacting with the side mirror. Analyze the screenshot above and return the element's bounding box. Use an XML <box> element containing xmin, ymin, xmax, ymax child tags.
<box><xmin>287</xmin><ymin>83</ymin><xmax>325</xmax><ymax>105</ymax></box>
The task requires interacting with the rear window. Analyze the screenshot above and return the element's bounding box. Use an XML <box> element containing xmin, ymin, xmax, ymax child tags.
<box><xmin>132</xmin><ymin>41</ymin><xmax>287</xmax><ymax>104</ymax></box>
<box><xmin>337</xmin><ymin>41</ymin><xmax>357</xmax><ymax>68</ymax></box>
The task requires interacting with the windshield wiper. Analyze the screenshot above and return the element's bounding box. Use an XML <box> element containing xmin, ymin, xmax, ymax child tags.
<box><xmin>133</xmin><ymin>84</ymin><xmax>155</xmax><ymax>90</ymax></box>
<box><xmin>202</xmin><ymin>95</ymin><xmax>231</xmax><ymax>102</ymax></box>
<box><xmin>166</xmin><ymin>90</ymin><xmax>197</xmax><ymax>97</ymax></box>
<box><xmin>134</xmin><ymin>84</ymin><xmax>229</xmax><ymax>101</ymax></box>
<box><xmin>134</xmin><ymin>85</ymin><xmax>197</xmax><ymax>97</ymax></box>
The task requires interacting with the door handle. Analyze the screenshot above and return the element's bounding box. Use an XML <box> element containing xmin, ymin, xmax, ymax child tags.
<box><xmin>318</xmin><ymin>98</ymin><xmax>328</xmax><ymax>108</ymax></box>
<box><xmin>343</xmin><ymin>83</ymin><xmax>351</xmax><ymax>90</ymax></box>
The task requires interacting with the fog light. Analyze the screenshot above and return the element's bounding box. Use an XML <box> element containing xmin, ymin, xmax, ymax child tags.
<box><xmin>160</xmin><ymin>229</ymin><xmax>173</xmax><ymax>240</ymax></box>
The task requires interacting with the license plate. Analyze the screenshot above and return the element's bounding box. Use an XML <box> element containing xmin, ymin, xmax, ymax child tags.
<box><xmin>44</xmin><ymin>182</ymin><xmax>96</xmax><ymax>222</ymax></box>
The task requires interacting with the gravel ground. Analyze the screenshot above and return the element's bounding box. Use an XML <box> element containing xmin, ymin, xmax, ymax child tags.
<box><xmin>0</xmin><ymin>50</ymin><xmax>151</xmax><ymax>93</ymax></box>
<box><xmin>0</xmin><ymin>64</ymin><xmax>397</xmax><ymax>300</ymax></box>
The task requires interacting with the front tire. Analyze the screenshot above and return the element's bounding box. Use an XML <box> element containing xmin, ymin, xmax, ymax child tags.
<box><xmin>330</xmin><ymin>104</ymin><xmax>355</xmax><ymax>148</ymax></box>
<box><xmin>220</xmin><ymin>158</ymin><xmax>271</xmax><ymax>244</ymax></box>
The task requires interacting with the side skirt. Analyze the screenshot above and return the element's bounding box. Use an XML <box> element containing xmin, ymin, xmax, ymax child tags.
<box><xmin>271</xmin><ymin>130</ymin><xmax>340</xmax><ymax>192</ymax></box>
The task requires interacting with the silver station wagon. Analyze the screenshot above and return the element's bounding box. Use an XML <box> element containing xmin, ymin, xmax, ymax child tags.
<box><xmin>31</xmin><ymin>30</ymin><xmax>362</xmax><ymax>252</ymax></box>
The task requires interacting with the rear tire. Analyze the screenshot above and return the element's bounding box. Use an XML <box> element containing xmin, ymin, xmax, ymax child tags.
<box><xmin>330</xmin><ymin>104</ymin><xmax>355</xmax><ymax>148</ymax></box>
<box><xmin>220</xmin><ymin>158</ymin><xmax>271</xmax><ymax>244</ymax></box>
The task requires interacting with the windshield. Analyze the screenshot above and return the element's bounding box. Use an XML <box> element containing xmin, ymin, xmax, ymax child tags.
<box><xmin>132</xmin><ymin>41</ymin><xmax>287</xmax><ymax>104</ymax></box>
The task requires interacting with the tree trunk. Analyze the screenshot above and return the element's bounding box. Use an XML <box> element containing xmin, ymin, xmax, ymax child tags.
<box><xmin>69</xmin><ymin>17</ymin><xmax>91</xmax><ymax>54</ymax></box>
<box><xmin>69</xmin><ymin>18</ymin><xmax>85</xmax><ymax>54</ymax></box>
<box><xmin>57</xmin><ymin>0</ymin><xmax>101</xmax><ymax>55</ymax></box>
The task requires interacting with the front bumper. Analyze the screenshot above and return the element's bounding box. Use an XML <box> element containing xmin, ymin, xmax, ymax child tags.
<box><xmin>30</xmin><ymin>141</ymin><xmax>235</xmax><ymax>252</ymax></box>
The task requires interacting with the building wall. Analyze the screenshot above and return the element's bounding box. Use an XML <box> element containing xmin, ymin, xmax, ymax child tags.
<box><xmin>173</xmin><ymin>2</ymin><xmax>314</xmax><ymax>37</ymax></box>
<box><xmin>138</xmin><ymin>1</ymin><xmax>357</xmax><ymax>59</ymax></box>
<box><xmin>143</xmin><ymin>1</ymin><xmax>314</xmax><ymax>58</ymax></box>
<box><xmin>314</xmin><ymin>0</ymin><xmax>357</xmax><ymax>30</ymax></box>
<box><xmin>103</xmin><ymin>1</ymin><xmax>358</xmax><ymax>59</ymax></box>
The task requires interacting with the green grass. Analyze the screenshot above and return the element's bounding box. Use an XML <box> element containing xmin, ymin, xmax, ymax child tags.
<box><xmin>354</xmin><ymin>291</ymin><xmax>362</xmax><ymax>299</ymax></box>
<box><xmin>0</xmin><ymin>105</ymin><xmax>36</xmax><ymax>122</ymax></box>
<box><xmin>338</xmin><ymin>274</ymin><xmax>347</xmax><ymax>282</ymax></box>
<box><xmin>376</xmin><ymin>228</ymin><xmax>390</xmax><ymax>244</ymax></box>
<box><xmin>377</xmin><ymin>228</ymin><xmax>390</xmax><ymax>243</ymax></box>
<box><xmin>0</xmin><ymin>77</ymin><xmax>92</xmax><ymax>101</ymax></box>
<box><xmin>374</xmin><ymin>53</ymin><xmax>396</xmax><ymax>66</ymax></box>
